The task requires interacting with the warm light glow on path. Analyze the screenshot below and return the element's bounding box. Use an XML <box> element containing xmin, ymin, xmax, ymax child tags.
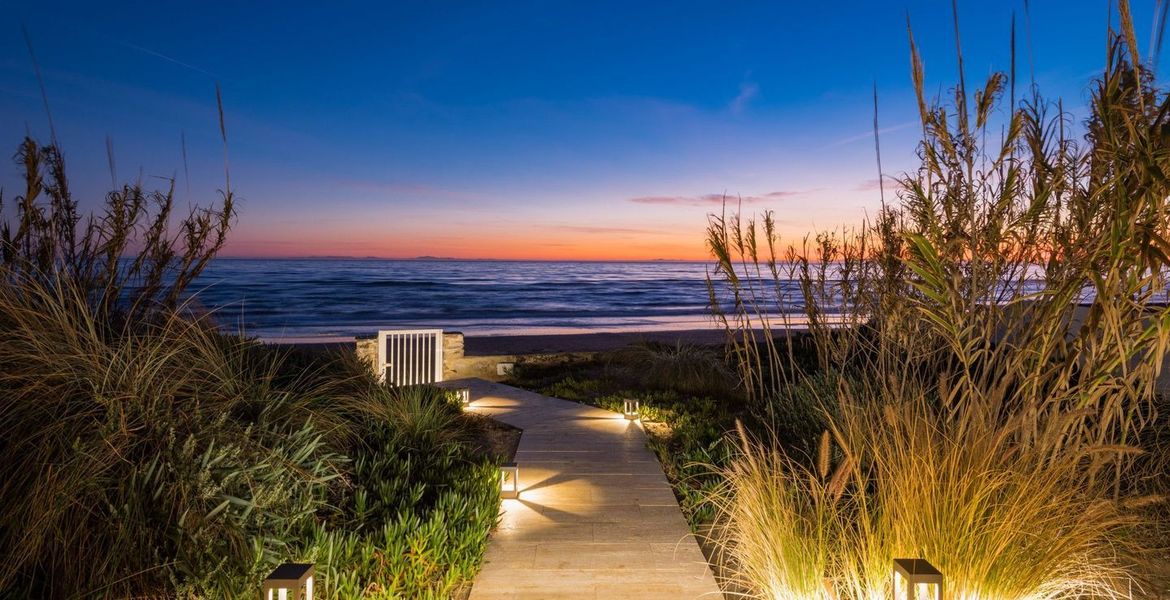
<box><xmin>445</xmin><ymin>379</ymin><xmax>719</xmax><ymax>598</ymax></box>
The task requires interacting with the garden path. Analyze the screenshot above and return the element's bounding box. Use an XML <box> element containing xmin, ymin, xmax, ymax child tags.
<box><xmin>442</xmin><ymin>378</ymin><xmax>722</xmax><ymax>600</ymax></box>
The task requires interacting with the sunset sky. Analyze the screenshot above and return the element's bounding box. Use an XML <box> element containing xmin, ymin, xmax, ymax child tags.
<box><xmin>0</xmin><ymin>1</ymin><xmax>1156</xmax><ymax>260</ymax></box>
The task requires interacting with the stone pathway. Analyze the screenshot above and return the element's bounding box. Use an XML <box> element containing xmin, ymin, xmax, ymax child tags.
<box><xmin>444</xmin><ymin>378</ymin><xmax>721</xmax><ymax>600</ymax></box>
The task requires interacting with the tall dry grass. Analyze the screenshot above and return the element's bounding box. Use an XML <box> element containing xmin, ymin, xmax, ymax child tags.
<box><xmin>705</xmin><ymin>2</ymin><xmax>1170</xmax><ymax>598</ymax></box>
<box><xmin>713</xmin><ymin>391</ymin><xmax>1149</xmax><ymax>600</ymax></box>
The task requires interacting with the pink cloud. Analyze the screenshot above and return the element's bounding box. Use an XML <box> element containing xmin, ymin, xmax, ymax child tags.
<box><xmin>549</xmin><ymin>225</ymin><xmax>668</xmax><ymax>235</ymax></box>
<box><xmin>628</xmin><ymin>196</ymin><xmax>695</xmax><ymax>205</ymax></box>
<box><xmin>629</xmin><ymin>191</ymin><xmax>806</xmax><ymax>206</ymax></box>
<box><xmin>853</xmin><ymin>177</ymin><xmax>903</xmax><ymax>192</ymax></box>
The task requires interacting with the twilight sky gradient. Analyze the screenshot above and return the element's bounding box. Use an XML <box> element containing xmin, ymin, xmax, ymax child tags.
<box><xmin>0</xmin><ymin>1</ymin><xmax>1160</xmax><ymax>259</ymax></box>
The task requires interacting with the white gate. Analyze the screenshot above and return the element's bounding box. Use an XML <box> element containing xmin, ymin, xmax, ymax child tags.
<box><xmin>376</xmin><ymin>329</ymin><xmax>444</xmax><ymax>386</ymax></box>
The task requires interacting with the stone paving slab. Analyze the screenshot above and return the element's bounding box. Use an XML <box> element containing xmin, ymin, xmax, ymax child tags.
<box><xmin>442</xmin><ymin>378</ymin><xmax>722</xmax><ymax>599</ymax></box>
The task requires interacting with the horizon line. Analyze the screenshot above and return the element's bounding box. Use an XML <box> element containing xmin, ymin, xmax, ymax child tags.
<box><xmin>215</xmin><ymin>255</ymin><xmax>715</xmax><ymax>262</ymax></box>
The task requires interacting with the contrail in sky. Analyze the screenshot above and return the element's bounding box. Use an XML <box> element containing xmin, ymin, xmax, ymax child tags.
<box><xmin>115</xmin><ymin>39</ymin><xmax>217</xmax><ymax>78</ymax></box>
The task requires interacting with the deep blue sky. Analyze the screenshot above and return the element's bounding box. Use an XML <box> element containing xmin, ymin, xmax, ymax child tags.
<box><xmin>0</xmin><ymin>1</ymin><xmax>1159</xmax><ymax>258</ymax></box>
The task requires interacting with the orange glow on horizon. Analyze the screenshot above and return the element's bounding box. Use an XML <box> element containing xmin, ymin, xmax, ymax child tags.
<box><xmin>222</xmin><ymin>218</ymin><xmax>861</xmax><ymax>261</ymax></box>
<box><xmin>223</xmin><ymin>223</ymin><xmax>725</xmax><ymax>261</ymax></box>
<box><xmin>219</xmin><ymin>185</ymin><xmax>878</xmax><ymax>262</ymax></box>
<box><xmin>221</xmin><ymin>238</ymin><xmax>711</xmax><ymax>261</ymax></box>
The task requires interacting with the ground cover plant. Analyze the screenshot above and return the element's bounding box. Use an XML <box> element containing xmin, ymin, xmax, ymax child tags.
<box><xmin>0</xmin><ymin>136</ymin><xmax>504</xmax><ymax>598</ymax></box>
<box><xmin>705</xmin><ymin>3</ymin><xmax>1170</xmax><ymax>598</ymax></box>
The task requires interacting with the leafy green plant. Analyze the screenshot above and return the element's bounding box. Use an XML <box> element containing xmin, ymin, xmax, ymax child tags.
<box><xmin>309</xmin><ymin>386</ymin><xmax>499</xmax><ymax>599</ymax></box>
<box><xmin>605</xmin><ymin>342</ymin><xmax>737</xmax><ymax>398</ymax></box>
<box><xmin>760</xmin><ymin>370</ymin><xmax>844</xmax><ymax>464</ymax></box>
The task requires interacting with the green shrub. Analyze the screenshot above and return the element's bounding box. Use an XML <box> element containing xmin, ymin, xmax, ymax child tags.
<box><xmin>311</xmin><ymin>449</ymin><xmax>497</xmax><ymax>598</ymax></box>
<box><xmin>541</xmin><ymin>374</ymin><xmax>605</xmax><ymax>402</ymax></box>
<box><xmin>303</xmin><ymin>384</ymin><xmax>498</xmax><ymax>599</ymax></box>
<box><xmin>605</xmin><ymin>342</ymin><xmax>736</xmax><ymax>398</ymax></box>
<box><xmin>762</xmin><ymin>370</ymin><xmax>845</xmax><ymax>463</ymax></box>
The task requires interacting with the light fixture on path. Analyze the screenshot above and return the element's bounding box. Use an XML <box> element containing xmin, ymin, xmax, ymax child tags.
<box><xmin>500</xmin><ymin>462</ymin><xmax>519</xmax><ymax>499</ymax></box>
<box><xmin>893</xmin><ymin>558</ymin><xmax>942</xmax><ymax>600</ymax></box>
<box><xmin>262</xmin><ymin>563</ymin><xmax>314</xmax><ymax>600</ymax></box>
<box><xmin>454</xmin><ymin>386</ymin><xmax>471</xmax><ymax>407</ymax></box>
<box><xmin>623</xmin><ymin>398</ymin><xmax>639</xmax><ymax>420</ymax></box>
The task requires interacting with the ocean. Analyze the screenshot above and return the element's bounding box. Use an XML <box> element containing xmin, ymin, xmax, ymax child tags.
<box><xmin>189</xmin><ymin>259</ymin><xmax>784</xmax><ymax>341</ymax></box>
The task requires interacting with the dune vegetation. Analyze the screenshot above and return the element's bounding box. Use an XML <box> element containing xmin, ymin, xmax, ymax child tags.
<box><xmin>0</xmin><ymin>137</ymin><xmax>504</xmax><ymax>598</ymax></box>
<box><xmin>704</xmin><ymin>5</ymin><xmax>1170</xmax><ymax>599</ymax></box>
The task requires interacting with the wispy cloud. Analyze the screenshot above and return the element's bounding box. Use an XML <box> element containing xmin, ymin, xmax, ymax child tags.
<box><xmin>854</xmin><ymin>178</ymin><xmax>882</xmax><ymax>192</ymax></box>
<box><xmin>729</xmin><ymin>82</ymin><xmax>759</xmax><ymax>115</ymax></box>
<box><xmin>828</xmin><ymin>120</ymin><xmax>917</xmax><ymax>147</ymax></box>
<box><xmin>630</xmin><ymin>190</ymin><xmax>806</xmax><ymax>207</ymax></box>
<box><xmin>548</xmin><ymin>225</ymin><xmax>668</xmax><ymax>235</ymax></box>
<box><xmin>853</xmin><ymin>177</ymin><xmax>904</xmax><ymax>192</ymax></box>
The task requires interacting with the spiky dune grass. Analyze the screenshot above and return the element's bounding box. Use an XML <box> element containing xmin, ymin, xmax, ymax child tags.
<box><xmin>711</xmin><ymin>389</ymin><xmax>1150</xmax><ymax>600</ymax></box>
<box><xmin>704</xmin><ymin>2</ymin><xmax>1170</xmax><ymax>598</ymax></box>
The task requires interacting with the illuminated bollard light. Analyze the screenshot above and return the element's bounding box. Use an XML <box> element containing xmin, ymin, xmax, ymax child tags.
<box><xmin>623</xmin><ymin>398</ymin><xmax>640</xmax><ymax>420</ymax></box>
<box><xmin>893</xmin><ymin>558</ymin><xmax>942</xmax><ymax>600</ymax></box>
<box><xmin>500</xmin><ymin>462</ymin><xmax>520</xmax><ymax>499</ymax></box>
<box><xmin>261</xmin><ymin>563</ymin><xmax>314</xmax><ymax>600</ymax></box>
<box><xmin>454</xmin><ymin>387</ymin><xmax>471</xmax><ymax>407</ymax></box>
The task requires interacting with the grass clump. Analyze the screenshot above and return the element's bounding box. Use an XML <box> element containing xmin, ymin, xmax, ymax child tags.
<box><xmin>605</xmin><ymin>341</ymin><xmax>736</xmax><ymax>397</ymax></box>
<box><xmin>713</xmin><ymin>390</ymin><xmax>1147</xmax><ymax>600</ymax></box>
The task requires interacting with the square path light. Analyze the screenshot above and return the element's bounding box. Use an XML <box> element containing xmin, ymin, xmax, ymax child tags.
<box><xmin>500</xmin><ymin>462</ymin><xmax>519</xmax><ymax>499</ymax></box>
<box><xmin>454</xmin><ymin>387</ymin><xmax>471</xmax><ymax>407</ymax></box>
<box><xmin>893</xmin><ymin>558</ymin><xmax>942</xmax><ymax>600</ymax></box>
<box><xmin>262</xmin><ymin>563</ymin><xmax>314</xmax><ymax>600</ymax></box>
<box><xmin>623</xmin><ymin>398</ymin><xmax>640</xmax><ymax>420</ymax></box>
